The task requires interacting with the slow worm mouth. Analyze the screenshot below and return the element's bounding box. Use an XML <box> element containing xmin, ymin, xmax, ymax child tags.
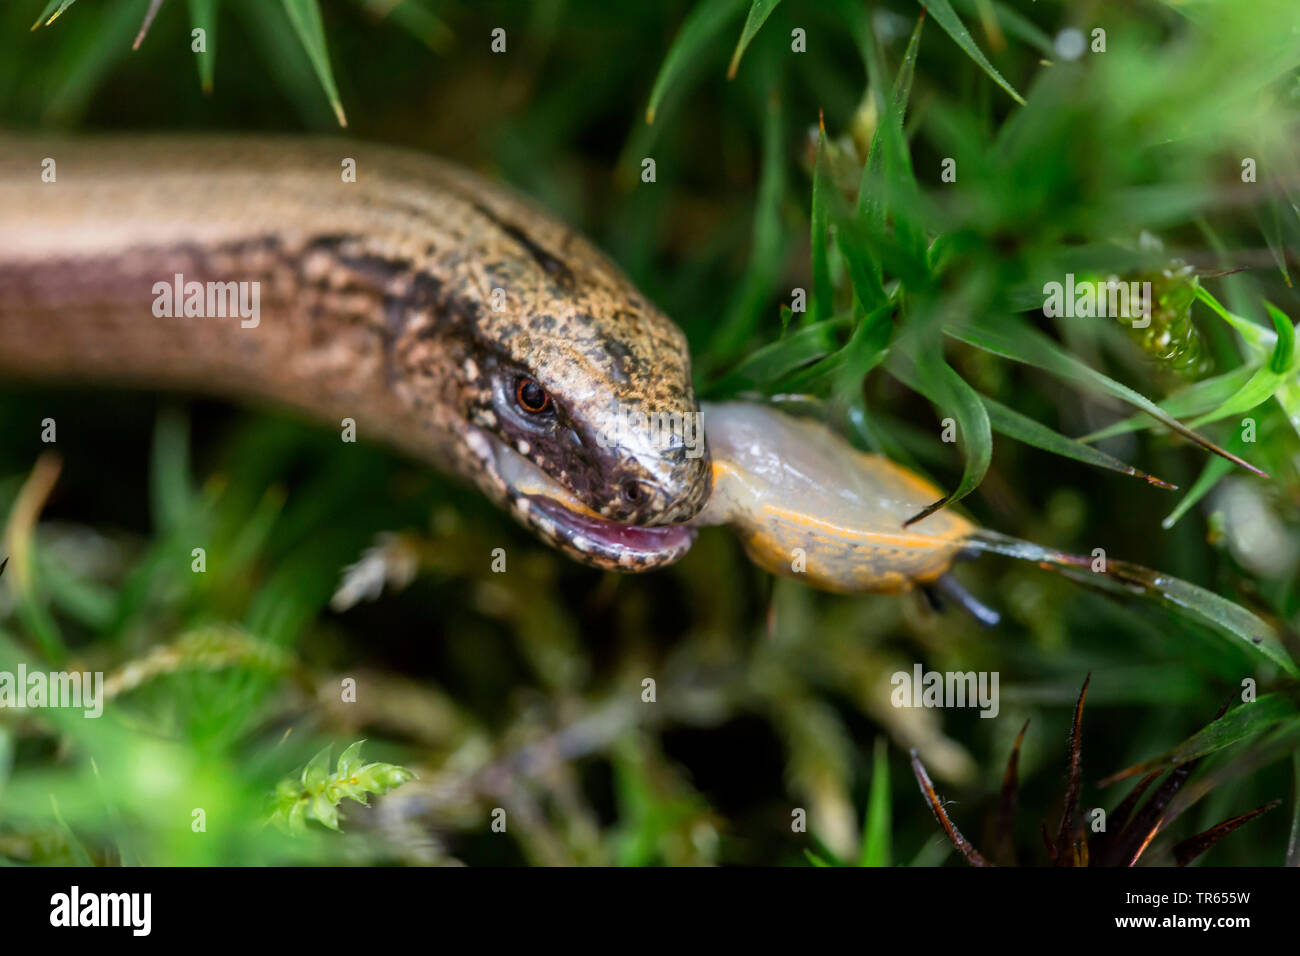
<box><xmin>483</xmin><ymin>434</ymin><xmax>696</xmax><ymax>569</ymax></box>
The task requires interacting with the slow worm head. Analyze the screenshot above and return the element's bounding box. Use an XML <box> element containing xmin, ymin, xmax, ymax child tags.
<box><xmin>0</xmin><ymin>135</ymin><xmax>711</xmax><ymax>571</ymax></box>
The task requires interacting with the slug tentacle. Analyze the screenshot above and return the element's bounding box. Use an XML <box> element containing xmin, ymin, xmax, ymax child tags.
<box><xmin>927</xmin><ymin>574</ymin><xmax>1001</xmax><ymax>629</ymax></box>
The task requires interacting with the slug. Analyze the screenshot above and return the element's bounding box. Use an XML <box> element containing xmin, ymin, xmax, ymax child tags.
<box><xmin>688</xmin><ymin>403</ymin><xmax>1284</xmax><ymax>664</ymax></box>
<box><xmin>0</xmin><ymin>135</ymin><xmax>710</xmax><ymax>572</ymax></box>
<box><xmin>689</xmin><ymin>402</ymin><xmax>973</xmax><ymax>595</ymax></box>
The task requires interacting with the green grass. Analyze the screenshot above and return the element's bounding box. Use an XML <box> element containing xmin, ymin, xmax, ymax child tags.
<box><xmin>1</xmin><ymin>0</ymin><xmax>1299</xmax><ymax>866</ymax></box>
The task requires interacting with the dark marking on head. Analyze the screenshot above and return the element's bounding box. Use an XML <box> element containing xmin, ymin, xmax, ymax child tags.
<box><xmin>471</xmin><ymin>202</ymin><xmax>576</xmax><ymax>290</ymax></box>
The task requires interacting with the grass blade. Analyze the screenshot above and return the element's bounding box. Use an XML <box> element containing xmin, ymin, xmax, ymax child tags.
<box><xmin>31</xmin><ymin>0</ymin><xmax>78</xmax><ymax>30</ymax></box>
<box><xmin>947</xmin><ymin>319</ymin><xmax>1268</xmax><ymax>477</ymax></box>
<box><xmin>859</xmin><ymin>9</ymin><xmax>927</xmax><ymax>268</ymax></box>
<box><xmin>766</xmin><ymin>304</ymin><xmax>894</xmax><ymax>396</ymax></box>
<box><xmin>1265</xmin><ymin>302</ymin><xmax>1297</xmax><ymax>373</ymax></box>
<box><xmin>957</xmin><ymin>0</ymin><xmax>1052</xmax><ymax>56</ymax></box>
<box><xmin>859</xmin><ymin>737</ymin><xmax>892</xmax><ymax>866</ymax></box>
<box><xmin>709</xmin><ymin>87</ymin><xmax>788</xmax><ymax>363</ymax></box>
<box><xmin>1171</xmin><ymin>801</ymin><xmax>1280</xmax><ymax>866</ymax></box>
<box><xmin>352</xmin><ymin>0</ymin><xmax>453</xmax><ymax>53</ymax></box>
<box><xmin>281</xmin><ymin>0</ymin><xmax>348</xmax><ymax>126</ymax></box>
<box><xmin>888</xmin><ymin>337</ymin><xmax>992</xmax><ymax>524</ymax></box>
<box><xmin>910</xmin><ymin>749</ymin><xmax>990</xmax><ymax>865</ymax></box>
<box><xmin>981</xmin><ymin>393</ymin><xmax>1176</xmax><ymax>489</ymax></box>
<box><xmin>1183</xmin><ymin>303</ymin><xmax>1294</xmax><ymax>428</ymax></box>
<box><xmin>809</xmin><ymin>116</ymin><xmax>833</xmax><ymax>323</ymax></box>
<box><xmin>1</xmin><ymin>454</ymin><xmax>67</xmax><ymax>664</ymax></box>
<box><xmin>970</xmin><ymin>530</ymin><xmax>1298</xmax><ymax>676</ymax></box>
<box><xmin>1081</xmin><ymin>365</ymin><xmax>1256</xmax><ymax>443</ymax></box>
<box><xmin>1053</xmin><ymin>674</ymin><xmax>1089</xmax><ymax>864</ymax></box>
<box><xmin>1097</xmin><ymin>565</ymin><xmax>1296</xmax><ymax>676</ymax></box>
<box><xmin>825</xmin><ymin>181</ymin><xmax>889</xmax><ymax>311</ymax></box>
<box><xmin>133</xmin><ymin>0</ymin><xmax>166</xmax><ymax>49</ymax></box>
<box><xmin>917</xmin><ymin>0</ymin><xmax>1024</xmax><ymax>105</ymax></box>
<box><xmin>825</xmin><ymin>303</ymin><xmax>895</xmax><ymax>399</ymax></box>
<box><xmin>727</xmin><ymin>0</ymin><xmax>783</xmax><ymax>79</ymax></box>
<box><xmin>994</xmin><ymin>719</ymin><xmax>1030</xmax><ymax>865</ymax></box>
<box><xmin>42</xmin><ymin>0</ymin><xmax>148</xmax><ymax>124</ymax></box>
<box><xmin>151</xmin><ymin>406</ymin><xmax>198</xmax><ymax>536</ymax></box>
<box><xmin>1161</xmin><ymin>453</ymin><xmax>1232</xmax><ymax>530</ymax></box>
<box><xmin>1100</xmin><ymin>693</ymin><xmax>1298</xmax><ymax>786</ymax></box>
<box><xmin>187</xmin><ymin>0</ymin><xmax>217</xmax><ymax>92</ymax></box>
<box><xmin>707</xmin><ymin>318</ymin><xmax>849</xmax><ymax>395</ymax></box>
<box><xmin>645</xmin><ymin>0</ymin><xmax>745</xmax><ymax>124</ymax></box>
<box><xmin>1256</xmin><ymin>203</ymin><xmax>1293</xmax><ymax>287</ymax></box>
<box><xmin>1196</xmin><ymin>285</ymin><xmax>1275</xmax><ymax>356</ymax></box>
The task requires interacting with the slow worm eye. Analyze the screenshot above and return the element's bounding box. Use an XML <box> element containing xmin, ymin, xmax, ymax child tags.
<box><xmin>515</xmin><ymin>376</ymin><xmax>552</xmax><ymax>414</ymax></box>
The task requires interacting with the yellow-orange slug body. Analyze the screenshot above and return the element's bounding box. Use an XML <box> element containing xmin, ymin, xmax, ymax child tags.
<box><xmin>693</xmin><ymin>403</ymin><xmax>974</xmax><ymax>594</ymax></box>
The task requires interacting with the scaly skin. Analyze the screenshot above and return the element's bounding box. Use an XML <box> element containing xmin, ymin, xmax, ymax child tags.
<box><xmin>0</xmin><ymin>135</ymin><xmax>710</xmax><ymax>570</ymax></box>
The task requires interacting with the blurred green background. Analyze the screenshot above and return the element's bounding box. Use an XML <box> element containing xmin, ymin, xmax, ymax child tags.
<box><xmin>1</xmin><ymin>0</ymin><xmax>1299</xmax><ymax>866</ymax></box>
